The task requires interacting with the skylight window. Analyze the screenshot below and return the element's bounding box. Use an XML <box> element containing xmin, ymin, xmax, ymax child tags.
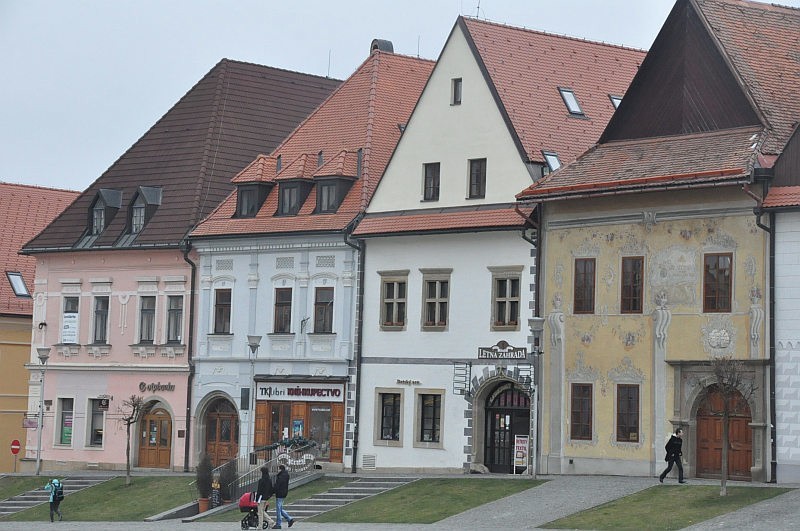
<box><xmin>559</xmin><ymin>88</ymin><xmax>584</xmax><ymax>115</ymax></box>
<box><xmin>609</xmin><ymin>95</ymin><xmax>623</xmax><ymax>109</ymax></box>
<box><xmin>543</xmin><ymin>152</ymin><xmax>562</xmax><ymax>172</ymax></box>
<box><xmin>6</xmin><ymin>271</ymin><xmax>31</xmax><ymax>298</ymax></box>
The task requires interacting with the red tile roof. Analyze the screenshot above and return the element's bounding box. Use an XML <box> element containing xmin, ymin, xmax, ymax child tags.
<box><xmin>763</xmin><ymin>186</ymin><xmax>800</xmax><ymax>208</ymax></box>
<box><xmin>23</xmin><ymin>60</ymin><xmax>340</xmax><ymax>252</ymax></box>
<box><xmin>0</xmin><ymin>182</ymin><xmax>79</xmax><ymax>316</ymax></box>
<box><xmin>353</xmin><ymin>205</ymin><xmax>531</xmax><ymax>237</ymax></box>
<box><xmin>461</xmin><ymin>17</ymin><xmax>646</xmax><ymax>166</ymax></box>
<box><xmin>696</xmin><ymin>0</ymin><xmax>800</xmax><ymax>155</ymax></box>
<box><xmin>517</xmin><ymin>127</ymin><xmax>759</xmax><ymax>200</ymax></box>
<box><xmin>192</xmin><ymin>52</ymin><xmax>434</xmax><ymax>238</ymax></box>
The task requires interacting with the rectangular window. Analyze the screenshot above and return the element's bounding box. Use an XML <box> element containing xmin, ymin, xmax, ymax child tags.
<box><xmin>92</xmin><ymin>206</ymin><xmax>105</xmax><ymax>235</ymax></box>
<box><xmin>93</xmin><ymin>296</ymin><xmax>109</xmax><ymax>344</ymax></box>
<box><xmin>621</xmin><ymin>257</ymin><xmax>643</xmax><ymax>313</ymax></box>
<box><xmin>570</xmin><ymin>383</ymin><xmax>592</xmax><ymax>441</ymax></box>
<box><xmin>61</xmin><ymin>296</ymin><xmax>79</xmax><ymax>344</ymax></box>
<box><xmin>380</xmin><ymin>393</ymin><xmax>401</xmax><ymax>441</ymax></box>
<box><xmin>279</xmin><ymin>184</ymin><xmax>299</xmax><ymax>215</ymax></box>
<box><xmin>468</xmin><ymin>158</ymin><xmax>486</xmax><ymax>199</ymax></box>
<box><xmin>616</xmin><ymin>384</ymin><xmax>639</xmax><ymax>443</ymax></box>
<box><xmin>89</xmin><ymin>398</ymin><xmax>105</xmax><ymax>446</ymax></box>
<box><xmin>543</xmin><ymin>151</ymin><xmax>562</xmax><ymax>172</ymax></box>
<box><xmin>166</xmin><ymin>296</ymin><xmax>183</xmax><ymax>343</ymax></box>
<box><xmin>237</xmin><ymin>188</ymin><xmax>258</xmax><ymax>217</ymax></box>
<box><xmin>274</xmin><ymin>288</ymin><xmax>292</xmax><ymax>333</ymax></box>
<box><xmin>704</xmin><ymin>253</ymin><xmax>732</xmax><ymax>312</ymax></box>
<box><xmin>559</xmin><ymin>87</ymin><xmax>584</xmax><ymax>115</ymax></box>
<box><xmin>421</xmin><ymin>269</ymin><xmax>451</xmax><ymax>330</ymax></box>
<box><xmin>491</xmin><ymin>270</ymin><xmax>521</xmax><ymax>330</ymax></box>
<box><xmin>419</xmin><ymin>394</ymin><xmax>441</xmax><ymax>443</ymax></box>
<box><xmin>574</xmin><ymin>258</ymin><xmax>595</xmax><ymax>314</ymax></box>
<box><xmin>423</xmin><ymin>162</ymin><xmax>440</xmax><ymax>201</ymax></box>
<box><xmin>213</xmin><ymin>288</ymin><xmax>231</xmax><ymax>334</ymax></box>
<box><xmin>314</xmin><ymin>287</ymin><xmax>334</xmax><ymax>333</ymax></box>
<box><xmin>139</xmin><ymin>296</ymin><xmax>156</xmax><ymax>343</ymax></box>
<box><xmin>318</xmin><ymin>182</ymin><xmax>338</xmax><ymax>213</ymax></box>
<box><xmin>6</xmin><ymin>271</ymin><xmax>30</xmax><ymax>297</ymax></box>
<box><xmin>451</xmin><ymin>77</ymin><xmax>462</xmax><ymax>105</ymax></box>
<box><xmin>59</xmin><ymin>398</ymin><xmax>74</xmax><ymax>445</ymax></box>
<box><xmin>380</xmin><ymin>272</ymin><xmax>408</xmax><ymax>329</ymax></box>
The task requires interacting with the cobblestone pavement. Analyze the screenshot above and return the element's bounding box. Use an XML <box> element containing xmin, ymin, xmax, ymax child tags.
<box><xmin>0</xmin><ymin>474</ymin><xmax>797</xmax><ymax>530</ymax></box>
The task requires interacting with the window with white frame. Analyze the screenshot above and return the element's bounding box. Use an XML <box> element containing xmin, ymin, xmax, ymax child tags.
<box><xmin>451</xmin><ymin>77</ymin><xmax>462</xmax><ymax>105</ymax></box>
<box><xmin>139</xmin><ymin>296</ymin><xmax>156</xmax><ymax>343</ymax></box>
<box><xmin>374</xmin><ymin>388</ymin><xmax>403</xmax><ymax>447</ymax></box>
<box><xmin>93</xmin><ymin>296</ymin><xmax>109</xmax><ymax>344</ymax></box>
<box><xmin>414</xmin><ymin>389</ymin><xmax>444</xmax><ymax>448</ymax></box>
<box><xmin>489</xmin><ymin>266</ymin><xmax>523</xmax><ymax>330</ymax></box>
<box><xmin>61</xmin><ymin>296</ymin><xmax>79</xmax><ymax>344</ymax></box>
<box><xmin>421</xmin><ymin>269</ymin><xmax>451</xmax><ymax>330</ymax></box>
<box><xmin>379</xmin><ymin>270</ymin><xmax>408</xmax><ymax>330</ymax></box>
<box><xmin>58</xmin><ymin>398</ymin><xmax>74</xmax><ymax>445</ymax></box>
<box><xmin>166</xmin><ymin>295</ymin><xmax>183</xmax><ymax>343</ymax></box>
<box><xmin>213</xmin><ymin>288</ymin><xmax>232</xmax><ymax>334</ymax></box>
<box><xmin>88</xmin><ymin>398</ymin><xmax>105</xmax><ymax>446</ymax></box>
<box><xmin>6</xmin><ymin>271</ymin><xmax>30</xmax><ymax>297</ymax></box>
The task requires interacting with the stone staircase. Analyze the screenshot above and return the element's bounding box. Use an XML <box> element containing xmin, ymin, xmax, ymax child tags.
<box><xmin>0</xmin><ymin>475</ymin><xmax>115</xmax><ymax>517</ymax></box>
<box><xmin>284</xmin><ymin>476</ymin><xmax>418</xmax><ymax>521</ymax></box>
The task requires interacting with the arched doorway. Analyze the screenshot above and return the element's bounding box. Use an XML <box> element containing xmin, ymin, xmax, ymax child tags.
<box><xmin>138</xmin><ymin>407</ymin><xmax>172</xmax><ymax>469</ymax></box>
<box><xmin>205</xmin><ymin>398</ymin><xmax>239</xmax><ymax>467</ymax></box>
<box><xmin>484</xmin><ymin>383</ymin><xmax>530</xmax><ymax>473</ymax></box>
<box><xmin>696</xmin><ymin>386</ymin><xmax>752</xmax><ymax>480</ymax></box>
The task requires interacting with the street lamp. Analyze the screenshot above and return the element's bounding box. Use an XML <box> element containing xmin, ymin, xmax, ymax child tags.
<box><xmin>246</xmin><ymin>335</ymin><xmax>261</xmax><ymax>460</ymax></box>
<box><xmin>527</xmin><ymin>318</ymin><xmax>545</xmax><ymax>477</ymax></box>
<box><xmin>35</xmin><ymin>346</ymin><xmax>51</xmax><ymax>476</ymax></box>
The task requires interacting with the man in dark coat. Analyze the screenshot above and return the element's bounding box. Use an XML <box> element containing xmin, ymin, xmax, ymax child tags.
<box><xmin>659</xmin><ymin>427</ymin><xmax>686</xmax><ymax>483</ymax></box>
<box><xmin>256</xmin><ymin>465</ymin><xmax>276</xmax><ymax>529</ymax></box>
<box><xmin>272</xmin><ymin>464</ymin><xmax>295</xmax><ymax>528</ymax></box>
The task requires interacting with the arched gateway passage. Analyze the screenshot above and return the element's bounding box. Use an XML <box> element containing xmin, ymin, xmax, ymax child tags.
<box><xmin>484</xmin><ymin>383</ymin><xmax>530</xmax><ymax>473</ymax></box>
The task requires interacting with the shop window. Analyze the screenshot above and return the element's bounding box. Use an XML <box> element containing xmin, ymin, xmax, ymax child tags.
<box><xmin>274</xmin><ymin>288</ymin><xmax>292</xmax><ymax>333</ymax></box>
<box><xmin>574</xmin><ymin>258</ymin><xmax>595</xmax><ymax>314</ymax></box>
<box><xmin>309</xmin><ymin>404</ymin><xmax>332</xmax><ymax>460</ymax></box>
<box><xmin>61</xmin><ymin>296</ymin><xmax>79</xmax><ymax>344</ymax></box>
<box><xmin>139</xmin><ymin>296</ymin><xmax>155</xmax><ymax>343</ymax></box>
<box><xmin>93</xmin><ymin>296</ymin><xmax>109</xmax><ymax>344</ymax></box>
<box><xmin>88</xmin><ymin>398</ymin><xmax>105</xmax><ymax>447</ymax></box>
<box><xmin>314</xmin><ymin>287</ymin><xmax>334</xmax><ymax>333</ymax></box>
<box><xmin>570</xmin><ymin>383</ymin><xmax>592</xmax><ymax>441</ymax></box>
<box><xmin>621</xmin><ymin>257</ymin><xmax>643</xmax><ymax>314</ymax></box>
<box><xmin>214</xmin><ymin>288</ymin><xmax>231</xmax><ymax>334</ymax></box>
<box><xmin>704</xmin><ymin>253</ymin><xmax>732</xmax><ymax>312</ymax></box>
<box><xmin>616</xmin><ymin>384</ymin><xmax>639</xmax><ymax>443</ymax></box>
<box><xmin>166</xmin><ymin>295</ymin><xmax>183</xmax><ymax>343</ymax></box>
<box><xmin>58</xmin><ymin>398</ymin><xmax>74</xmax><ymax>445</ymax></box>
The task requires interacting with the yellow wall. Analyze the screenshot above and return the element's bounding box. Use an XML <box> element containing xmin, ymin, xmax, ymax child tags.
<box><xmin>0</xmin><ymin>316</ymin><xmax>32</xmax><ymax>473</ymax></box>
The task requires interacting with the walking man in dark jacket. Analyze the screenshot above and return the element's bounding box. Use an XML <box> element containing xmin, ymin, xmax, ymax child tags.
<box><xmin>659</xmin><ymin>428</ymin><xmax>687</xmax><ymax>483</ymax></box>
<box><xmin>272</xmin><ymin>464</ymin><xmax>295</xmax><ymax>528</ymax></box>
<box><xmin>256</xmin><ymin>465</ymin><xmax>276</xmax><ymax>529</ymax></box>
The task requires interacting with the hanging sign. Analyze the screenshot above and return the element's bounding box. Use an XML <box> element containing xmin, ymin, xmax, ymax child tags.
<box><xmin>478</xmin><ymin>340</ymin><xmax>528</xmax><ymax>360</ymax></box>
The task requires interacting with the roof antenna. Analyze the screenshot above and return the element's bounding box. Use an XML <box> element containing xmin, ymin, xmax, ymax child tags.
<box><xmin>417</xmin><ymin>35</ymin><xmax>420</xmax><ymax>58</ymax></box>
<box><xmin>476</xmin><ymin>0</ymin><xmax>480</xmax><ymax>17</ymax></box>
<box><xmin>327</xmin><ymin>49</ymin><xmax>331</xmax><ymax>78</ymax></box>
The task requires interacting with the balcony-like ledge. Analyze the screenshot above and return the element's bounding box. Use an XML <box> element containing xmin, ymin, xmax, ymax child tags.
<box><xmin>55</xmin><ymin>343</ymin><xmax>81</xmax><ymax>358</ymax></box>
<box><xmin>87</xmin><ymin>344</ymin><xmax>111</xmax><ymax>359</ymax></box>
<box><xmin>131</xmin><ymin>344</ymin><xmax>156</xmax><ymax>359</ymax></box>
<box><xmin>159</xmin><ymin>344</ymin><xmax>185</xmax><ymax>358</ymax></box>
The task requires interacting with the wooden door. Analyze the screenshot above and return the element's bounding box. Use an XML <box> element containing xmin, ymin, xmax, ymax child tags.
<box><xmin>204</xmin><ymin>399</ymin><xmax>239</xmax><ymax>467</ymax></box>
<box><xmin>138</xmin><ymin>408</ymin><xmax>172</xmax><ymax>469</ymax></box>
<box><xmin>696</xmin><ymin>388</ymin><xmax>752</xmax><ymax>480</ymax></box>
<box><xmin>330</xmin><ymin>402</ymin><xmax>344</xmax><ymax>463</ymax></box>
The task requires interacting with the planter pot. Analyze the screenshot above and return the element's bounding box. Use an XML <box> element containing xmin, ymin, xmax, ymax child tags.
<box><xmin>197</xmin><ymin>497</ymin><xmax>210</xmax><ymax>513</ymax></box>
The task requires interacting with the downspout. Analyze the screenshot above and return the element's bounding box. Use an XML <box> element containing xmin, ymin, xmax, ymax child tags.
<box><xmin>743</xmin><ymin>182</ymin><xmax>776</xmax><ymax>482</ymax></box>
<box><xmin>182</xmin><ymin>240</ymin><xmax>198</xmax><ymax>473</ymax></box>
<box><xmin>344</xmin><ymin>217</ymin><xmax>365</xmax><ymax>474</ymax></box>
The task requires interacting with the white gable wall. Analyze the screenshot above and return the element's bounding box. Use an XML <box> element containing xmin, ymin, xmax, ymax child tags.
<box><xmin>368</xmin><ymin>24</ymin><xmax>532</xmax><ymax>212</ymax></box>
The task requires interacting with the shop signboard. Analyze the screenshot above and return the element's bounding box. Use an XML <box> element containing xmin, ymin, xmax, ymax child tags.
<box><xmin>256</xmin><ymin>382</ymin><xmax>344</xmax><ymax>402</ymax></box>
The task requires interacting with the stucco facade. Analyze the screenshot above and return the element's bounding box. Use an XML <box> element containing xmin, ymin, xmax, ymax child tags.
<box><xmin>538</xmin><ymin>188</ymin><xmax>770</xmax><ymax>480</ymax></box>
<box><xmin>0</xmin><ymin>317</ymin><xmax>31</xmax><ymax>473</ymax></box>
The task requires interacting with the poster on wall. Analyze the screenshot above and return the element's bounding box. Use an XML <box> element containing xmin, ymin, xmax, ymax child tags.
<box><xmin>61</xmin><ymin>413</ymin><xmax>73</xmax><ymax>444</ymax></box>
<box><xmin>61</xmin><ymin>313</ymin><xmax>79</xmax><ymax>344</ymax></box>
<box><xmin>514</xmin><ymin>435</ymin><xmax>529</xmax><ymax>474</ymax></box>
<box><xmin>292</xmin><ymin>419</ymin><xmax>304</xmax><ymax>438</ymax></box>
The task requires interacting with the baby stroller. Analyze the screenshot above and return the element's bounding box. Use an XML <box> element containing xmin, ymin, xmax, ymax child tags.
<box><xmin>238</xmin><ymin>491</ymin><xmax>269</xmax><ymax>529</ymax></box>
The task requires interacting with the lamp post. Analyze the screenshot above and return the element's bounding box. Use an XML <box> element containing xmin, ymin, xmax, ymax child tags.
<box><xmin>527</xmin><ymin>317</ymin><xmax>545</xmax><ymax>477</ymax></box>
<box><xmin>35</xmin><ymin>346</ymin><xmax>51</xmax><ymax>476</ymax></box>
<box><xmin>246</xmin><ymin>335</ymin><xmax>261</xmax><ymax>459</ymax></box>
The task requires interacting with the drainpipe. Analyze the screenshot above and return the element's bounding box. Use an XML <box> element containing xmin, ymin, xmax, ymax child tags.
<box><xmin>344</xmin><ymin>219</ymin><xmax>365</xmax><ymax>474</ymax></box>
<box><xmin>182</xmin><ymin>241</ymin><xmax>198</xmax><ymax>473</ymax></box>
<box><xmin>742</xmin><ymin>182</ymin><xmax>777</xmax><ymax>482</ymax></box>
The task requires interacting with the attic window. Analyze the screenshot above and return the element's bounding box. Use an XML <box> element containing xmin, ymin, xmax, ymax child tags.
<box><xmin>317</xmin><ymin>151</ymin><xmax>324</xmax><ymax>167</ymax></box>
<box><xmin>92</xmin><ymin>202</ymin><xmax>106</xmax><ymax>235</ymax></box>
<box><xmin>559</xmin><ymin>88</ymin><xmax>584</xmax><ymax>116</ymax></box>
<box><xmin>543</xmin><ymin>152</ymin><xmax>562</xmax><ymax>172</ymax></box>
<box><xmin>6</xmin><ymin>272</ymin><xmax>30</xmax><ymax>298</ymax></box>
<box><xmin>609</xmin><ymin>95</ymin><xmax>622</xmax><ymax>109</ymax></box>
<box><xmin>131</xmin><ymin>196</ymin><xmax>146</xmax><ymax>233</ymax></box>
<box><xmin>276</xmin><ymin>155</ymin><xmax>282</xmax><ymax>173</ymax></box>
<box><xmin>318</xmin><ymin>182</ymin><xmax>338</xmax><ymax>213</ymax></box>
<box><xmin>451</xmin><ymin>78</ymin><xmax>462</xmax><ymax>105</ymax></box>
<box><xmin>279</xmin><ymin>184</ymin><xmax>300</xmax><ymax>215</ymax></box>
<box><xmin>238</xmin><ymin>187</ymin><xmax>259</xmax><ymax>217</ymax></box>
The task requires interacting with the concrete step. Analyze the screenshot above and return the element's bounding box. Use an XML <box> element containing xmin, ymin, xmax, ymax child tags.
<box><xmin>0</xmin><ymin>475</ymin><xmax>116</xmax><ymax>518</ymax></box>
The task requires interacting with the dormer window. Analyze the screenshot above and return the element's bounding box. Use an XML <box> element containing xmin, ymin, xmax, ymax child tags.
<box><xmin>543</xmin><ymin>152</ymin><xmax>562</xmax><ymax>172</ymax></box>
<box><xmin>451</xmin><ymin>78</ymin><xmax>462</xmax><ymax>105</ymax></box>
<box><xmin>559</xmin><ymin>88</ymin><xmax>584</xmax><ymax>116</ymax></box>
<box><xmin>115</xmin><ymin>186</ymin><xmax>162</xmax><ymax>246</ymax></box>
<box><xmin>609</xmin><ymin>95</ymin><xmax>623</xmax><ymax>109</ymax></box>
<box><xmin>131</xmin><ymin>196</ymin><xmax>146</xmax><ymax>233</ymax></box>
<box><xmin>92</xmin><ymin>203</ymin><xmax>106</xmax><ymax>235</ymax></box>
<box><xmin>319</xmin><ymin>182</ymin><xmax>337</xmax><ymax>213</ymax></box>
<box><xmin>279</xmin><ymin>183</ymin><xmax>300</xmax><ymax>215</ymax></box>
<box><xmin>236</xmin><ymin>184</ymin><xmax>270</xmax><ymax>218</ymax></box>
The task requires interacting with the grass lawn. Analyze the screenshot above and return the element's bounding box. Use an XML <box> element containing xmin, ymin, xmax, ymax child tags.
<box><xmin>0</xmin><ymin>476</ymin><xmax>50</xmax><ymax>503</ymax></box>
<box><xmin>310</xmin><ymin>478</ymin><xmax>544</xmax><ymax>524</ymax></box>
<box><xmin>203</xmin><ymin>477</ymin><xmax>352</xmax><ymax>522</ymax></box>
<box><xmin>545</xmin><ymin>485</ymin><xmax>794</xmax><ymax>530</ymax></box>
<box><xmin>2</xmin><ymin>476</ymin><xmax>194</xmax><ymax>522</ymax></box>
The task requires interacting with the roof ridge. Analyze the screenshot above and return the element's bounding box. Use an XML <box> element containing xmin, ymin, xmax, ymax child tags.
<box><xmin>221</xmin><ymin>57</ymin><xmax>343</xmax><ymax>82</ymax></box>
<box><xmin>461</xmin><ymin>15</ymin><xmax>647</xmax><ymax>53</ymax></box>
<box><xmin>360</xmin><ymin>52</ymin><xmax>381</xmax><ymax>210</ymax></box>
<box><xmin>0</xmin><ymin>180</ymin><xmax>78</xmax><ymax>193</ymax></box>
<box><xmin>601</xmin><ymin>125</ymin><xmax>764</xmax><ymax>147</ymax></box>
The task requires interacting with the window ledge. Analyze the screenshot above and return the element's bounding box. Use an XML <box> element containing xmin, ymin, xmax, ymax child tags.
<box><xmin>413</xmin><ymin>441</ymin><xmax>444</xmax><ymax>449</ymax></box>
<box><xmin>421</xmin><ymin>326</ymin><xmax>447</xmax><ymax>332</ymax></box>
<box><xmin>380</xmin><ymin>324</ymin><xmax>406</xmax><ymax>332</ymax></box>
<box><xmin>268</xmin><ymin>332</ymin><xmax>295</xmax><ymax>338</ymax></box>
<box><xmin>373</xmin><ymin>439</ymin><xmax>403</xmax><ymax>448</ymax></box>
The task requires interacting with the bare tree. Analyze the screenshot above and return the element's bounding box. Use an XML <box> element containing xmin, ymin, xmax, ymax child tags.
<box><xmin>119</xmin><ymin>395</ymin><xmax>145</xmax><ymax>487</ymax></box>
<box><xmin>698</xmin><ymin>356</ymin><xmax>756</xmax><ymax>496</ymax></box>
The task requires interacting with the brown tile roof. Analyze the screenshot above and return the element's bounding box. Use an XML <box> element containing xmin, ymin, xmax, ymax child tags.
<box><xmin>0</xmin><ymin>182</ymin><xmax>79</xmax><ymax>316</ymax></box>
<box><xmin>696</xmin><ymin>0</ymin><xmax>800</xmax><ymax>154</ymax></box>
<box><xmin>763</xmin><ymin>185</ymin><xmax>800</xmax><ymax>208</ymax></box>
<box><xmin>191</xmin><ymin>52</ymin><xmax>434</xmax><ymax>238</ymax></box>
<box><xmin>461</xmin><ymin>17</ymin><xmax>646</xmax><ymax>166</ymax></box>
<box><xmin>517</xmin><ymin>127</ymin><xmax>760</xmax><ymax>200</ymax></box>
<box><xmin>22</xmin><ymin>59</ymin><xmax>341</xmax><ymax>252</ymax></box>
<box><xmin>353</xmin><ymin>205</ymin><xmax>531</xmax><ymax>237</ymax></box>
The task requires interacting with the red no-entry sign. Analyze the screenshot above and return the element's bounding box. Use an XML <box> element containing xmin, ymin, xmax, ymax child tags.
<box><xmin>10</xmin><ymin>439</ymin><xmax>21</xmax><ymax>455</ymax></box>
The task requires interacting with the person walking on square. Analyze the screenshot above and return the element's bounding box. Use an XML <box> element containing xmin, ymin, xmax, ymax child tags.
<box><xmin>272</xmin><ymin>464</ymin><xmax>295</xmax><ymax>529</ymax></box>
<box><xmin>659</xmin><ymin>427</ymin><xmax>687</xmax><ymax>483</ymax></box>
<box><xmin>44</xmin><ymin>478</ymin><xmax>64</xmax><ymax>522</ymax></box>
<box><xmin>256</xmin><ymin>465</ymin><xmax>276</xmax><ymax>529</ymax></box>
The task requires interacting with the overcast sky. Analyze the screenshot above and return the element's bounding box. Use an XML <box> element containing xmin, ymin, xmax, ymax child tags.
<box><xmin>3</xmin><ymin>0</ymin><xmax>797</xmax><ymax>191</ymax></box>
